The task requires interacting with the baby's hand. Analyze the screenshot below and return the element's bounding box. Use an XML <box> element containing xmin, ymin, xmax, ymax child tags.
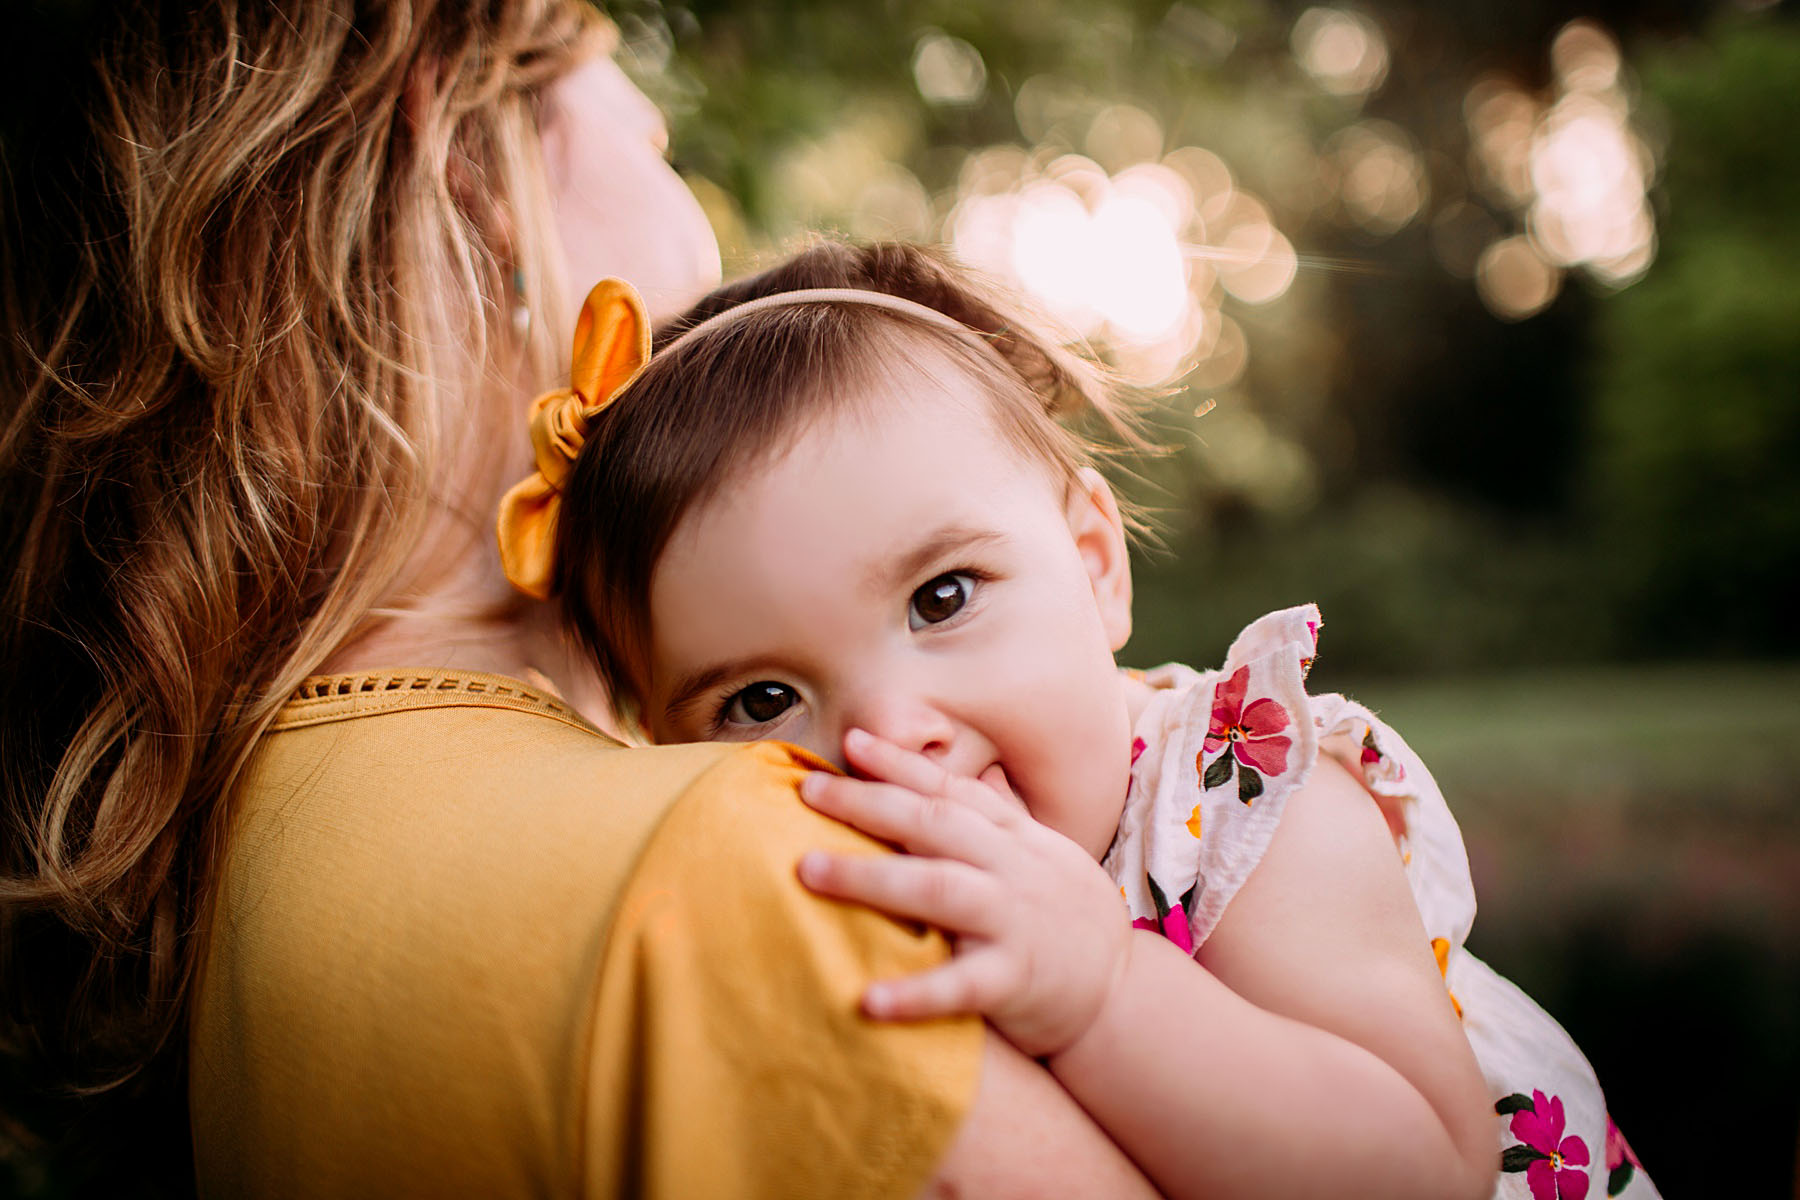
<box><xmin>797</xmin><ymin>728</ymin><xmax>1133</xmax><ymax>1059</ymax></box>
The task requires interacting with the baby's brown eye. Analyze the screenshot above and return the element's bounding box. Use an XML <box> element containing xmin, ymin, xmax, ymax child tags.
<box><xmin>909</xmin><ymin>573</ymin><xmax>973</xmax><ymax>630</ymax></box>
<box><xmin>724</xmin><ymin>682</ymin><xmax>798</xmax><ymax>726</ymax></box>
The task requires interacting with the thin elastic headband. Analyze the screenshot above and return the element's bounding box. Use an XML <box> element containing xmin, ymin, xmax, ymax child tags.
<box><xmin>660</xmin><ymin>286</ymin><xmax>1001</xmax><ymax>358</ymax></box>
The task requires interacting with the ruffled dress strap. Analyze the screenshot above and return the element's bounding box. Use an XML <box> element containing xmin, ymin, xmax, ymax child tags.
<box><xmin>1106</xmin><ymin>603</ymin><xmax>1478</xmax><ymax>956</ymax></box>
<box><xmin>1307</xmin><ymin>690</ymin><xmax>1477</xmax><ymax>953</ymax></box>
<box><xmin>1104</xmin><ymin>605</ymin><xmax>1323</xmax><ymax>950</ymax></box>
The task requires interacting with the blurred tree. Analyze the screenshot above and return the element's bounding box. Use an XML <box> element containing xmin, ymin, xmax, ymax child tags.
<box><xmin>1587</xmin><ymin>18</ymin><xmax>1800</xmax><ymax>657</ymax></box>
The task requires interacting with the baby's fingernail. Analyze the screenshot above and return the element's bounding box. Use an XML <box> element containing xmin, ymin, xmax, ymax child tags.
<box><xmin>844</xmin><ymin>728</ymin><xmax>870</xmax><ymax>751</ymax></box>
<box><xmin>800</xmin><ymin>772</ymin><xmax>825</xmax><ymax>801</ymax></box>
<box><xmin>797</xmin><ymin>851</ymin><xmax>828</xmax><ymax>885</ymax></box>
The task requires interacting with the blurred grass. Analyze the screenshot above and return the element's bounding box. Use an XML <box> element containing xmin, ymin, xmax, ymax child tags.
<box><xmin>1344</xmin><ymin>661</ymin><xmax>1800</xmax><ymax>947</ymax></box>
<box><xmin>1349</xmin><ymin>662</ymin><xmax>1800</xmax><ymax>819</ymax></box>
<box><xmin>1336</xmin><ymin>662</ymin><xmax>1800</xmax><ymax>1197</ymax></box>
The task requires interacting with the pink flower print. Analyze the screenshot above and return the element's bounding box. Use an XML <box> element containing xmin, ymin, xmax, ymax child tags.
<box><xmin>1204</xmin><ymin>667</ymin><xmax>1292</xmax><ymax>774</ymax></box>
<box><xmin>1360</xmin><ymin>727</ymin><xmax>1383</xmax><ymax>766</ymax></box>
<box><xmin>1131</xmin><ymin>875</ymin><xmax>1196</xmax><ymax>955</ymax></box>
<box><xmin>1199</xmin><ymin>665</ymin><xmax>1292</xmax><ymax>804</ymax></box>
<box><xmin>1359</xmin><ymin>725</ymin><xmax>1406</xmax><ymax>782</ymax></box>
<box><xmin>1604</xmin><ymin>1114</ymin><xmax>1641</xmax><ymax>1196</ymax></box>
<box><xmin>1499</xmin><ymin>1090</ymin><xmax>1592</xmax><ymax>1200</ymax></box>
<box><xmin>1129</xmin><ymin>910</ymin><xmax>1193</xmax><ymax>954</ymax></box>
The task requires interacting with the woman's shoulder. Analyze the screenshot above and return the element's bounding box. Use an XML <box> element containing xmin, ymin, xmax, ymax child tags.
<box><xmin>197</xmin><ymin>672</ymin><xmax>981</xmax><ymax>1196</ymax></box>
<box><xmin>235</xmin><ymin>668</ymin><xmax>861</xmax><ymax>932</ymax></box>
<box><xmin>240</xmin><ymin>669</ymin><xmax>735</xmax><ymax>881</ymax></box>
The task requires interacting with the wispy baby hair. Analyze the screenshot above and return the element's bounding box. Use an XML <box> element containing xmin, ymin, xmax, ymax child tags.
<box><xmin>553</xmin><ymin>240</ymin><xmax>1140</xmax><ymax>725</ymax></box>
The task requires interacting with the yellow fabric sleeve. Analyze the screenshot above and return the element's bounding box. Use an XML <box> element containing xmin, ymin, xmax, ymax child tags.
<box><xmin>584</xmin><ymin>740</ymin><xmax>979</xmax><ymax>1197</ymax></box>
<box><xmin>190</xmin><ymin>687</ymin><xmax>980</xmax><ymax>1198</ymax></box>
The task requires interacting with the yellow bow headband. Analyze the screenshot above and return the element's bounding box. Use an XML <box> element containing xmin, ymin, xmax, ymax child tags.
<box><xmin>496</xmin><ymin>277</ymin><xmax>999</xmax><ymax>600</ymax></box>
<box><xmin>496</xmin><ymin>278</ymin><xmax>652</xmax><ymax>600</ymax></box>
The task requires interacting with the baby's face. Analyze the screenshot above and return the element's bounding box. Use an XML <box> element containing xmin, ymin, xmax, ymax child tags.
<box><xmin>642</xmin><ymin>361</ymin><xmax>1136</xmax><ymax>860</ymax></box>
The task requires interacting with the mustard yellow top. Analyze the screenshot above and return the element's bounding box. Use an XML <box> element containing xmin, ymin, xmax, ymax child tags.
<box><xmin>188</xmin><ymin>671</ymin><xmax>980</xmax><ymax>1198</ymax></box>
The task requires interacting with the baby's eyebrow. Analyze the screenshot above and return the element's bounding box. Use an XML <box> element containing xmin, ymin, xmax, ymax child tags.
<box><xmin>867</xmin><ymin>525</ymin><xmax>1007</xmax><ymax>596</ymax></box>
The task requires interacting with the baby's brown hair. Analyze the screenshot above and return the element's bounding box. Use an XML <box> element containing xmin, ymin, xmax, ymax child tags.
<box><xmin>553</xmin><ymin>241</ymin><xmax>1136</xmax><ymax>725</ymax></box>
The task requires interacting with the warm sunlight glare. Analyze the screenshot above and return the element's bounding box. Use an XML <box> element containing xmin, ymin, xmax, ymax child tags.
<box><xmin>1464</xmin><ymin>19</ymin><xmax>1656</xmax><ymax>316</ymax></box>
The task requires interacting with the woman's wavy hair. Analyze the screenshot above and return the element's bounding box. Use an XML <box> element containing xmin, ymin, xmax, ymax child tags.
<box><xmin>0</xmin><ymin>0</ymin><xmax>604</xmax><ymax>1176</ymax></box>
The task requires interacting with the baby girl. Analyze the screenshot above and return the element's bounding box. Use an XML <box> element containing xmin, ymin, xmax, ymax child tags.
<box><xmin>497</xmin><ymin>242</ymin><xmax>1654</xmax><ymax>1200</ymax></box>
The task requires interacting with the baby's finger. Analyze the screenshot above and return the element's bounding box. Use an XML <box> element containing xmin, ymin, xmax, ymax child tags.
<box><xmin>861</xmin><ymin>952</ymin><xmax>1015</xmax><ymax>1022</ymax></box>
<box><xmin>801</xmin><ymin>771</ymin><xmax>1007</xmax><ymax>864</ymax></box>
<box><xmin>843</xmin><ymin>729</ymin><xmax>1022</xmax><ymax>826</ymax></box>
<box><xmin>976</xmin><ymin>764</ymin><xmax>1029</xmax><ymax>815</ymax></box>
<box><xmin>842</xmin><ymin>728</ymin><xmax>954</xmax><ymax>793</ymax></box>
<box><xmin>797</xmin><ymin>848</ymin><xmax>1001</xmax><ymax>939</ymax></box>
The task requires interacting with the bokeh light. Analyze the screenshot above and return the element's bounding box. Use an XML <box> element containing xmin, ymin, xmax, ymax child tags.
<box><xmin>1467</xmin><ymin>79</ymin><xmax>1543</xmax><ymax>208</ymax></box>
<box><xmin>1086</xmin><ymin>104</ymin><xmax>1164</xmax><ymax>172</ymax></box>
<box><xmin>912</xmin><ymin>31</ymin><xmax>986</xmax><ymax>107</ymax></box>
<box><xmin>1013</xmin><ymin>74</ymin><xmax>1087</xmax><ymax>145</ymax></box>
<box><xmin>1476</xmin><ymin>234</ymin><xmax>1562</xmax><ymax>320</ymax></box>
<box><xmin>1465</xmin><ymin>19</ymin><xmax>1657</xmax><ymax>316</ymax></box>
<box><xmin>948</xmin><ymin>141</ymin><xmax>1297</xmax><ymax>385</ymax></box>
<box><xmin>1552</xmin><ymin>18</ymin><xmax>1623</xmax><ymax>93</ymax></box>
<box><xmin>1292</xmin><ymin>7</ymin><xmax>1390</xmax><ymax>99</ymax></box>
<box><xmin>1325</xmin><ymin>120</ymin><xmax>1427</xmax><ymax>235</ymax></box>
<box><xmin>695</xmin><ymin>9</ymin><xmax>1659</xmax><ymax>376</ymax></box>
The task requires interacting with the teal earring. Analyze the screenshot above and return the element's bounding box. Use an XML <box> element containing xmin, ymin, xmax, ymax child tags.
<box><xmin>511</xmin><ymin>267</ymin><xmax>530</xmax><ymax>337</ymax></box>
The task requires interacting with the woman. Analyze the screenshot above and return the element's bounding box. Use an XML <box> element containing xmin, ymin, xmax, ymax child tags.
<box><xmin>0</xmin><ymin>1</ymin><xmax>1151</xmax><ymax>1195</ymax></box>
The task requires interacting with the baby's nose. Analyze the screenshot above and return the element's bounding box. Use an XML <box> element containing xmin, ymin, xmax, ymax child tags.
<box><xmin>850</xmin><ymin>692</ymin><xmax>956</xmax><ymax>764</ymax></box>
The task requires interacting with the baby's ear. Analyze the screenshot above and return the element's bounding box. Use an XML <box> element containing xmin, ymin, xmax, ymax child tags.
<box><xmin>1066</xmin><ymin>467</ymin><xmax>1133</xmax><ymax>652</ymax></box>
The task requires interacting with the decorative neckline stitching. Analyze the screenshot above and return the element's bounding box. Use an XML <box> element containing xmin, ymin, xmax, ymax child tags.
<box><xmin>287</xmin><ymin>671</ymin><xmax>579</xmax><ymax>720</ymax></box>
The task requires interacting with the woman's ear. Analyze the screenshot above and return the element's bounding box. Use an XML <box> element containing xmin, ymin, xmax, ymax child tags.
<box><xmin>1066</xmin><ymin>467</ymin><xmax>1133</xmax><ymax>652</ymax></box>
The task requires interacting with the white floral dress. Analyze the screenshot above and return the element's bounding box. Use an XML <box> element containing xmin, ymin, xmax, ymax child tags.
<box><xmin>1103</xmin><ymin>605</ymin><xmax>1657</xmax><ymax>1200</ymax></box>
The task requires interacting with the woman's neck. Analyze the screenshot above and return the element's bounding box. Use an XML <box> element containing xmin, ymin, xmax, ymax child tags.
<box><xmin>323</xmin><ymin>597</ymin><xmax>614</xmax><ymax>727</ymax></box>
<box><xmin>316</xmin><ymin>347</ymin><xmax>616</xmax><ymax>727</ymax></box>
<box><xmin>318</xmin><ymin>499</ymin><xmax>615</xmax><ymax>727</ymax></box>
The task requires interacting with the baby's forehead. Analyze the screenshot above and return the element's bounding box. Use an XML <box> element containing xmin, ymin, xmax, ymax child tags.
<box><xmin>678</xmin><ymin>342</ymin><xmax>1065</xmax><ymax>553</ymax></box>
<box><xmin>658</xmin><ymin>366</ymin><xmax>1068</xmax><ymax>598</ymax></box>
<box><xmin>796</xmin><ymin>323</ymin><xmax>1069</xmax><ymax>476</ymax></box>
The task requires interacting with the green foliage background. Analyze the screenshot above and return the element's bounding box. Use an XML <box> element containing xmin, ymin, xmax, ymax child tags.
<box><xmin>1589</xmin><ymin>23</ymin><xmax>1800</xmax><ymax>656</ymax></box>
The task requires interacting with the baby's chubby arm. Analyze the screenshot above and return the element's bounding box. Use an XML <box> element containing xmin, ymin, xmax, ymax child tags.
<box><xmin>1057</xmin><ymin>754</ymin><xmax>1496</xmax><ymax>1199</ymax></box>
<box><xmin>799</xmin><ymin>732</ymin><xmax>1492</xmax><ymax>1200</ymax></box>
